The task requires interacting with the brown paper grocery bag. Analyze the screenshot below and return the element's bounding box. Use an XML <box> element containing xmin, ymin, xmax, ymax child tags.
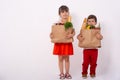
<box><xmin>78</xmin><ymin>28</ymin><xmax>101</xmax><ymax>48</ymax></box>
<box><xmin>51</xmin><ymin>24</ymin><xmax>73</xmax><ymax>43</ymax></box>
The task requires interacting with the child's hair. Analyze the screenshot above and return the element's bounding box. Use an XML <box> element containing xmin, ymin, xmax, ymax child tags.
<box><xmin>87</xmin><ymin>15</ymin><xmax>97</xmax><ymax>23</ymax></box>
<box><xmin>58</xmin><ymin>5</ymin><xmax>69</xmax><ymax>15</ymax></box>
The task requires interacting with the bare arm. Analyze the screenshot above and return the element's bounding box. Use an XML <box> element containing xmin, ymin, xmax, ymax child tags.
<box><xmin>77</xmin><ymin>29</ymin><xmax>84</xmax><ymax>41</ymax></box>
<box><xmin>66</xmin><ymin>28</ymin><xmax>75</xmax><ymax>38</ymax></box>
<box><xmin>96</xmin><ymin>33</ymin><xmax>103</xmax><ymax>40</ymax></box>
<box><xmin>50</xmin><ymin>32</ymin><xmax>54</xmax><ymax>39</ymax></box>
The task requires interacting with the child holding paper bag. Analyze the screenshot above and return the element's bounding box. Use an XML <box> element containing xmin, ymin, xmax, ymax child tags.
<box><xmin>77</xmin><ymin>15</ymin><xmax>103</xmax><ymax>78</ymax></box>
<box><xmin>50</xmin><ymin>5</ymin><xmax>75</xmax><ymax>79</ymax></box>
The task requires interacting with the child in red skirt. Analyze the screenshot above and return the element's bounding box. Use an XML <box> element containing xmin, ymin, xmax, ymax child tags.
<box><xmin>50</xmin><ymin>5</ymin><xmax>75</xmax><ymax>79</ymax></box>
<box><xmin>77</xmin><ymin>15</ymin><xmax>103</xmax><ymax>78</ymax></box>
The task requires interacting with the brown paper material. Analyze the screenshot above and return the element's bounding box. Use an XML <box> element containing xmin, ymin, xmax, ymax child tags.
<box><xmin>51</xmin><ymin>24</ymin><xmax>73</xmax><ymax>43</ymax></box>
<box><xmin>78</xmin><ymin>28</ymin><xmax>101</xmax><ymax>48</ymax></box>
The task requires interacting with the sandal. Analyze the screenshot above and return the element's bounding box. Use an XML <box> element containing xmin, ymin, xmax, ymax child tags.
<box><xmin>65</xmin><ymin>73</ymin><xmax>72</xmax><ymax>79</ymax></box>
<box><xmin>59</xmin><ymin>73</ymin><xmax>65</xmax><ymax>79</ymax></box>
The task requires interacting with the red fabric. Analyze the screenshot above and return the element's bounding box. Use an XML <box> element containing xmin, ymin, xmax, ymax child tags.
<box><xmin>82</xmin><ymin>49</ymin><xmax>98</xmax><ymax>75</ymax></box>
<box><xmin>53</xmin><ymin>43</ymin><xmax>73</xmax><ymax>55</ymax></box>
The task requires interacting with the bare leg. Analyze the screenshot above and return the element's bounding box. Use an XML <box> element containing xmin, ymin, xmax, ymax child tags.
<box><xmin>64</xmin><ymin>56</ymin><xmax>72</xmax><ymax>79</ymax></box>
<box><xmin>64</xmin><ymin>56</ymin><xmax>70</xmax><ymax>73</ymax></box>
<box><xmin>58</xmin><ymin>56</ymin><xmax>64</xmax><ymax>74</ymax></box>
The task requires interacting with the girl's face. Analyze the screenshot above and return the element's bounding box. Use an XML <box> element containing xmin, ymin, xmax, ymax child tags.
<box><xmin>87</xmin><ymin>19</ymin><xmax>96</xmax><ymax>26</ymax></box>
<box><xmin>59</xmin><ymin>11</ymin><xmax>69</xmax><ymax>20</ymax></box>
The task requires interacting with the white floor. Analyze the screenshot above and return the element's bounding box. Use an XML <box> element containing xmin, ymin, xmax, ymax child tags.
<box><xmin>43</xmin><ymin>72</ymin><xmax>120</xmax><ymax>80</ymax></box>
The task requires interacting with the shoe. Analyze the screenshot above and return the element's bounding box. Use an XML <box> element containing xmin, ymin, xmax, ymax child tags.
<box><xmin>90</xmin><ymin>74</ymin><xmax>96</xmax><ymax>78</ymax></box>
<box><xmin>65</xmin><ymin>73</ymin><xmax>72</xmax><ymax>79</ymax></box>
<box><xmin>82</xmin><ymin>74</ymin><xmax>87</xmax><ymax>79</ymax></box>
<box><xmin>59</xmin><ymin>73</ymin><xmax>65</xmax><ymax>79</ymax></box>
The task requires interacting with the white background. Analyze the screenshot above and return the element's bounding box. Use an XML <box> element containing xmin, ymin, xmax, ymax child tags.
<box><xmin>0</xmin><ymin>0</ymin><xmax>120</xmax><ymax>80</ymax></box>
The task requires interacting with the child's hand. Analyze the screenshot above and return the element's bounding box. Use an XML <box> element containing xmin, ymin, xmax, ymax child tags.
<box><xmin>77</xmin><ymin>34</ymin><xmax>84</xmax><ymax>42</ymax></box>
<box><xmin>50</xmin><ymin>33</ymin><xmax>54</xmax><ymax>39</ymax></box>
<box><xmin>66</xmin><ymin>29</ymin><xmax>75</xmax><ymax>38</ymax></box>
<box><xmin>96</xmin><ymin>33</ymin><xmax>103</xmax><ymax>40</ymax></box>
<box><xmin>66</xmin><ymin>34</ymin><xmax>73</xmax><ymax>38</ymax></box>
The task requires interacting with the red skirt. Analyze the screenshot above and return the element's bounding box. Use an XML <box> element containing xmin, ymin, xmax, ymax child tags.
<box><xmin>53</xmin><ymin>43</ymin><xmax>73</xmax><ymax>55</ymax></box>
